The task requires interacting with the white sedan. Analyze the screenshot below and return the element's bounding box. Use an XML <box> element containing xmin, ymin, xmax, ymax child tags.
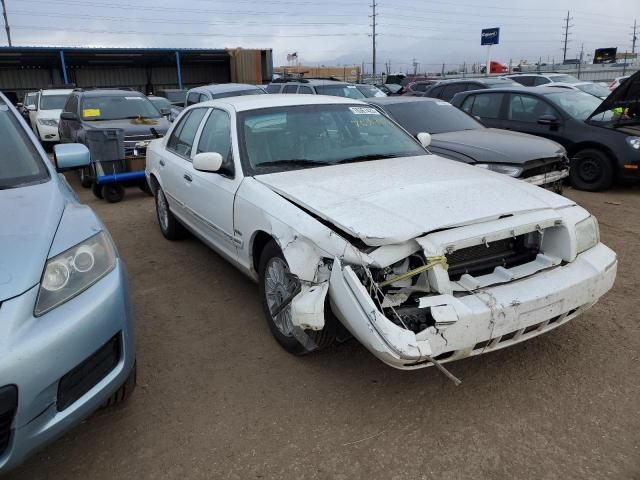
<box><xmin>146</xmin><ymin>95</ymin><xmax>617</xmax><ymax>371</ymax></box>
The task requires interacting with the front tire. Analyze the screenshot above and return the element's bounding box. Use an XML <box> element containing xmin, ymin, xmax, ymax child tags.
<box><xmin>79</xmin><ymin>167</ymin><xmax>92</xmax><ymax>188</ymax></box>
<box><xmin>102</xmin><ymin>184</ymin><xmax>125</xmax><ymax>203</ymax></box>
<box><xmin>92</xmin><ymin>182</ymin><xmax>104</xmax><ymax>199</ymax></box>
<box><xmin>258</xmin><ymin>240</ymin><xmax>335</xmax><ymax>355</ymax></box>
<box><xmin>154</xmin><ymin>186</ymin><xmax>185</xmax><ymax>240</ymax></box>
<box><xmin>570</xmin><ymin>148</ymin><xmax>614</xmax><ymax>191</ymax></box>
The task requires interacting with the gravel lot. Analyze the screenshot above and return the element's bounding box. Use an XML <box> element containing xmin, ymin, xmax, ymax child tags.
<box><xmin>7</xmin><ymin>178</ymin><xmax>640</xmax><ymax>480</ymax></box>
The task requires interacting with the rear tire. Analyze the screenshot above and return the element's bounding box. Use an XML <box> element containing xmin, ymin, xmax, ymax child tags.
<box><xmin>102</xmin><ymin>184</ymin><xmax>126</xmax><ymax>203</ymax></box>
<box><xmin>258</xmin><ymin>240</ymin><xmax>335</xmax><ymax>355</ymax></box>
<box><xmin>101</xmin><ymin>362</ymin><xmax>136</xmax><ymax>408</ymax></box>
<box><xmin>79</xmin><ymin>168</ymin><xmax>92</xmax><ymax>188</ymax></box>
<box><xmin>570</xmin><ymin>148</ymin><xmax>614</xmax><ymax>191</ymax></box>
<box><xmin>154</xmin><ymin>186</ymin><xmax>185</xmax><ymax>240</ymax></box>
<box><xmin>92</xmin><ymin>182</ymin><xmax>104</xmax><ymax>199</ymax></box>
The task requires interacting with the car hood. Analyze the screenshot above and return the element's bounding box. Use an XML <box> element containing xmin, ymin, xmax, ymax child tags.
<box><xmin>0</xmin><ymin>181</ymin><xmax>64</xmax><ymax>301</ymax></box>
<box><xmin>256</xmin><ymin>155</ymin><xmax>574</xmax><ymax>246</ymax></box>
<box><xmin>431</xmin><ymin>128</ymin><xmax>564</xmax><ymax>164</ymax></box>
<box><xmin>588</xmin><ymin>69</ymin><xmax>640</xmax><ymax>120</ymax></box>
<box><xmin>84</xmin><ymin>117</ymin><xmax>171</xmax><ymax>136</ymax></box>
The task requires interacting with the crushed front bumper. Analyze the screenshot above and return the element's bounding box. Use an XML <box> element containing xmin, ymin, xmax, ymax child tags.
<box><xmin>329</xmin><ymin>243</ymin><xmax>617</xmax><ymax>370</ymax></box>
<box><xmin>0</xmin><ymin>261</ymin><xmax>135</xmax><ymax>472</ymax></box>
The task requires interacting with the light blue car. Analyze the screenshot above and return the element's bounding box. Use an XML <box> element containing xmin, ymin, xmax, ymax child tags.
<box><xmin>0</xmin><ymin>93</ymin><xmax>136</xmax><ymax>472</ymax></box>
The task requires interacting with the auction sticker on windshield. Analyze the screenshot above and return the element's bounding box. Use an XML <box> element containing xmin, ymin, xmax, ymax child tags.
<box><xmin>349</xmin><ymin>107</ymin><xmax>380</xmax><ymax>115</ymax></box>
<box><xmin>83</xmin><ymin>108</ymin><xmax>100</xmax><ymax>117</ymax></box>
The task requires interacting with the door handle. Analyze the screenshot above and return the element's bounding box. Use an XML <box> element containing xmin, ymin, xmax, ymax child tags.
<box><xmin>159</xmin><ymin>159</ymin><xmax>165</xmax><ymax>166</ymax></box>
<box><xmin>183</xmin><ymin>173</ymin><xmax>192</xmax><ymax>182</ymax></box>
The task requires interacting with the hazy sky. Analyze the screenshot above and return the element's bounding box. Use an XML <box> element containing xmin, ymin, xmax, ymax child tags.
<box><xmin>4</xmin><ymin>0</ymin><xmax>640</xmax><ymax>73</ymax></box>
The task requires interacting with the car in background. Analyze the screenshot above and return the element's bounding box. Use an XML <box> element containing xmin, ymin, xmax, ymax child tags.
<box><xmin>27</xmin><ymin>89</ymin><xmax>73</xmax><ymax>144</ymax></box>
<box><xmin>355</xmin><ymin>84</ymin><xmax>387</xmax><ymax>98</ymax></box>
<box><xmin>18</xmin><ymin>91</ymin><xmax>38</xmax><ymax>121</ymax></box>
<box><xmin>424</xmin><ymin>77</ymin><xmax>518</xmax><ymax>102</ymax></box>
<box><xmin>265</xmin><ymin>78</ymin><xmax>366</xmax><ymax>99</ymax></box>
<box><xmin>541</xmin><ymin>82</ymin><xmax>610</xmax><ymax>99</ymax></box>
<box><xmin>367</xmin><ymin>96</ymin><xmax>568</xmax><ymax>192</ymax></box>
<box><xmin>147</xmin><ymin>95</ymin><xmax>173</xmax><ymax>117</ymax></box>
<box><xmin>0</xmin><ymin>92</ymin><xmax>136</xmax><ymax>473</ymax></box>
<box><xmin>403</xmin><ymin>80</ymin><xmax>439</xmax><ymax>96</ymax></box>
<box><xmin>451</xmin><ymin>73</ymin><xmax>640</xmax><ymax>191</ymax></box>
<box><xmin>504</xmin><ymin>73</ymin><xmax>580</xmax><ymax>86</ymax></box>
<box><xmin>377</xmin><ymin>83</ymin><xmax>404</xmax><ymax>96</ymax></box>
<box><xmin>609</xmin><ymin>76</ymin><xmax>629</xmax><ymax>91</ymax></box>
<box><xmin>155</xmin><ymin>88</ymin><xmax>187</xmax><ymax>106</ymax></box>
<box><xmin>185</xmin><ymin>84</ymin><xmax>266</xmax><ymax>107</ymax></box>
<box><xmin>146</xmin><ymin>94</ymin><xmax>616</xmax><ymax>372</ymax></box>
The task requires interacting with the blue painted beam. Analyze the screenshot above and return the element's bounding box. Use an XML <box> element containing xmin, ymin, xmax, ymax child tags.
<box><xmin>96</xmin><ymin>171</ymin><xmax>146</xmax><ymax>184</ymax></box>
<box><xmin>176</xmin><ymin>51</ymin><xmax>183</xmax><ymax>90</ymax></box>
<box><xmin>59</xmin><ymin>50</ymin><xmax>69</xmax><ymax>84</ymax></box>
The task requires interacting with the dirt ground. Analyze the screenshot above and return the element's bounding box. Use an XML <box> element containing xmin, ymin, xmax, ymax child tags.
<box><xmin>6</xmin><ymin>179</ymin><xmax>640</xmax><ymax>480</ymax></box>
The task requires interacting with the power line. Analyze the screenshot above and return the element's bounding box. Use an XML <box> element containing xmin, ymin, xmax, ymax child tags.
<box><xmin>562</xmin><ymin>10</ymin><xmax>573</xmax><ymax>62</ymax></box>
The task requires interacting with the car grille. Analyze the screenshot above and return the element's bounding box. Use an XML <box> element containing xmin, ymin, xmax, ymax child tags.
<box><xmin>521</xmin><ymin>157</ymin><xmax>568</xmax><ymax>179</ymax></box>
<box><xmin>57</xmin><ymin>334</ymin><xmax>121</xmax><ymax>412</ymax></box>
<box><xmin>446</xmin><ymin>234</ymin><xmax>540</xmax><ymax>281</ymax></box>
<box><xmin>124</xmin><ymin>135</ymin><xmax>157</xmax><ymax>158</ymax></box>
<box><xmin>0</xmin><ymin>386</ymin><xmax>18</xmax><ymax>457</ymax></box>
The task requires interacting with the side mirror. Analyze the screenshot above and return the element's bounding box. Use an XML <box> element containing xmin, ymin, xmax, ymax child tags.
<box><xmin>16</xmin><ymin>102</ymin><xmax>23</xmax><ymax>108</ymax></box>
<box><xmin>160</xmin><ymin>107</ymin><xmax>171</xmax><ymax>117</ymax></box>
<box><xmin>60</xmin><ymin>111</ymin><xmax>80</xmax><ymax>121</ymax></box>
<box><xmin>417</xmin><ymin>132</ymin><xmax>431</xmax><ymax>148</ymax></box>
<box><xmin>53</xmin><ymin>144</ymin><xmax>91</xmax><ymax>172</ymax></box>
<box><xmin>193</xmin><ymin>152</ymin><xmax>223</xmax><ymax>172</ymax></box>
<box><xmin>537</xmin><ymin>114</ymin><xmax>559</xmax><ymax>126</ymax></box>
<box><xmin>26</xmin><ymin>104</ymin><xmax>36</xmax><ymax>111</ymax></box>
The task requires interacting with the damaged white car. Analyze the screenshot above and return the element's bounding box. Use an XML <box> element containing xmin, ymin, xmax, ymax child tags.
<box><xmin>146</xmin><ymin>95</ymin><xmax>617</xmax><ymax>374</ymax></box>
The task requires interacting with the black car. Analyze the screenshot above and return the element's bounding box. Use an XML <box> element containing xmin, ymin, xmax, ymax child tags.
<box><xmin>450</xmin><ymin>74</ymin><xmax>640</xmax><ymax>191</ymax></box>
<box><xmin>367</xmin><ymin>96</ymin><xmax>568</xmax><ymax>192</ymax></box>
<box><xmin>59</xmin><ymin>89</ymin><xmax>172</xmax><ymax>190</ymax></box>
<box><xmin>424</xmin><ymin>77</ymin><xmax>518</xmax><ymax>102</ymax></box>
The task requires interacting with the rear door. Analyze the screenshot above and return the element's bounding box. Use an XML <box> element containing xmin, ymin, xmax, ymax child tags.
<box><xmin>458</xmin><ymin>92</ymin><xmax>506</xmax><ymax>128</ymax></box>
<box><xmin>183</xmin><ymin>108</ymin><xmax>241</xmax><ymax>260</ymax></box>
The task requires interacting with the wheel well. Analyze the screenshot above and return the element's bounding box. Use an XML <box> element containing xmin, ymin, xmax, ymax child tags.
<box><xmin>568</xmin><ymin>142</ymin><xmax>617</xmax><ymax>168</ymax></box>
<box><xmin>252</xmin><ymin>231</ymin><xmax>275</xmax><ymax>273</ymax></box>
<box><xmin>148</xmin><ymin>174</ymin><xmax>160</xmax><ymax>193</ymax></box>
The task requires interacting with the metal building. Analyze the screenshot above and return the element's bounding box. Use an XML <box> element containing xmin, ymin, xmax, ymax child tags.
<box><xmin>0</xmin><ymin>46</ymin><xmax>273</xmax><ymax>102</ymax></box>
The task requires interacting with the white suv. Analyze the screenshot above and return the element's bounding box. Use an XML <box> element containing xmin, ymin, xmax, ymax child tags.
<box><xmin>27</xmin><ymin>88</ymin><xmax>73</xmax><ymax>143</ymax></box>
<box><xmin>504</xmin><ymin>73</ymin><xmax>580</xmax><ymax>86</ymax></box>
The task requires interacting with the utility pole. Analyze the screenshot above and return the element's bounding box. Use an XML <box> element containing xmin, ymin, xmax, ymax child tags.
<box><xmin>562</xmin><ymin>10</ymin><xmax>573</xmax><ymax>63</ymax></box>
<box><xmin>1</xmin><ymin>0</ymin><xmax>11</xmax><ymax>47</ymax></box>
<box><xmin>412</xmin><ymin>57</ymin><xmax>418</xmax><ymax>75</ymax></box>
<box><xmin>370</xmin><ymin>1</ymin><xmax>378</xmax><ymax>80</ymax></box>
<box><xmin>632</xmin><ymin>19</ymin><xmax>637</xmax><ymax>55</ymax></box>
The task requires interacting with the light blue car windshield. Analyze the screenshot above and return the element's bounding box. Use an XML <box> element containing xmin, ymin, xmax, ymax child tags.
<box><xmin>0</xmin><ymin>105</ymin><xmax>49</xmax><ymax>189</ymax></box>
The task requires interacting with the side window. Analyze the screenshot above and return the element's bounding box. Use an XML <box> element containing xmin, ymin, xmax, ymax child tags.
<box><xmin>428</xmin><ymin>86</ymin><xmax>443</xmax><ymax>98</ymax></box>
<box><xmin>440</xmin><ymin>84</ymin><xmax>467</xmax><ymax>101</ymax></box>
<box><xmin>265</xmin><ymin>84</ymin><xmax>281</xmax><ymax>93</ymax></box>
<box><xmin>282</xmin><ymin>84</ymin><xmax>298</xmax><ymax>93</ymax></box>
<box><xmin>199</xmin><ymin>93</ymin><xmax>210</xmax><ymax>103</ymax></box>
<box><xmin>516</xmin><ymin>76</ymin><xmax>535</xmax><ymax>86</ymax></box>
<box><xmin>466</xmin><ymin>93</ymin><xmax>504</xmax><ymax>119</ymax></box>
<box><xmin>534</xmin><ymin>77</ymin><xmax>551</xmax><ymax>86</ymax></box>
<box><xmin>186</xmin><ymin>92</ymin><xmax>200</xmax><ymax>106</ymax></box>
<box><xmin>298</xmin><ymin>86</ymin><xmax>313</xmax><ymax>94</ymax></box>
<box><xmin>508</xmin><ymin>94</ymin><xmax>554</xmax><ymax>122</ymax></box>
<box><xmin>167</xmin><ymin>108</ymin><xmax>207</xmax><ymax>158</ymax></box>
<box><xmin>196</xmin><ymin>109</ymin><xmax>233</xmax><ymax>175</ymax></box>
<box><xmin>64</xmin><ymin>95</ymin><xmax>78</xmax><ymax>113</ymax></box>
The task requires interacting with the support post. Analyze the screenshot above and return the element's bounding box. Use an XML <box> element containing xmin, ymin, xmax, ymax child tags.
<box><xmin>59</xmin><ymin>50</ymin><xmax>69</xmax><ymax>85</ymax></box>
<box><xmin>175</xmin><ymin>51</ymin><xmax>183</xmax><ymax>90</ymax></box>
<box><xmin>485</xmin><ymin>44</ymin><xmax>491</xmax><ymax>76</ymax></box>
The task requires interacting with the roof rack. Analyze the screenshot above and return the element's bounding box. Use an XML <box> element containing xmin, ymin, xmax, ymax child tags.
<box><xmin>303</xmin><ymin>76</ymin><xmax>343</xmax><ymax>82</ymax></box>
<box><xmin>272</xmin><ymin>77</ymin><xmax>309</xmax><ymax>84</ymax></box>
<box><xmin>72</xmin><ymin>87</ymin><xmax>138</xmax><ymax>92</ymax></box>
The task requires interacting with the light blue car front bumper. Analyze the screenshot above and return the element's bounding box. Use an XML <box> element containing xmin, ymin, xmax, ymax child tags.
<box><xmin>0</xmin><ymin>260</ymin><xmax>135</xmax><ymax>473</ymax></box>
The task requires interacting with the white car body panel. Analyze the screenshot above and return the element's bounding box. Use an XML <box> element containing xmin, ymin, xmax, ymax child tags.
<box><xmin>146</xmin><ymin>95</ymin><xmax>618</xmax><ymax>371</ymax></box>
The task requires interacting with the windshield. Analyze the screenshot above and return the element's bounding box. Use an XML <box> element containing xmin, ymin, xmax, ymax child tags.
<box><xmin>40</xmin><ymin>94</ymin><xmax>69</xmax><ymax>110</ymax></box>
<box><xmin>315</xmin><ymin>85</ymin><xmax>366</xmax><ymax>99</ymax></box>
<box><xmin>576</xmin><ymin>83</ymin><xmax>609</xmax><ymax>98</ymax></box>
<box><xmin>549</xmin><ymin>75</ymin><xmax>579</xmax><ymax>84</ymax></box>
<box><xmin>385</xmin><ymin>100</ymin><xmax>483</xmax><ymax>135</ymax></box>
<box><xmin>239</xmin><ymin>104</ymin><xmax>426</xmax><ymax>174</ymax></box>
<box><xmin>546</xmin><ymin>91</ymin><xmax>604</xmax><ymax>121</ymax></box>
<box><xmin>356</xmin><ymin>85</ymin><xmax>387</xmax><ymax>98</ymax></box>
<box><xmin>211</xmin><ymin>89</ymin><xmax>264</xmax><ymax>100</ymax></box>
<box><xmin>80</xmin><ymin>95</ymin><xmax>161</xmax><ymax>121</ymax></box>
<box><xmin>0</xmin><ymin>105</ymin><xmax>49</xmax><ymax>189</ymax></box>
<box><xmin>149</xmin><ymin>97</ymin><xmax>172</xmax><ymax>111</ymax></box>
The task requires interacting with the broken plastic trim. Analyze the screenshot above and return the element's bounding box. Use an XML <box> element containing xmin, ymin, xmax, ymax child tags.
<box><xmin>270</xmin><ymin>273</ymin><xmax>302</xmax><ymax>317</ymax></box>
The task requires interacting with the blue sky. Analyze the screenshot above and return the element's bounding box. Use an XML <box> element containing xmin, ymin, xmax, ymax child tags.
<box><xmin>4</xmin><ymin>0</ymin><xmax>639</xmax><ymax>73</ymax></box>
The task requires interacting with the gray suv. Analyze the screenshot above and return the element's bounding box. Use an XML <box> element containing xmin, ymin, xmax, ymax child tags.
<box><xmin>265</xmin><ymin>78</ymin><xmax>366</xmax><ymax>99</ymax></box>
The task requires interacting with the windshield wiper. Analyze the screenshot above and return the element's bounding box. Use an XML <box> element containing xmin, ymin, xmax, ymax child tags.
<box><xmin>335</xmin><ymin>154</ymin><xmax>396</xmax><ymax>164</ymax></box>
<box><xmin>257</xmin><ymin>159</ymin><xmax>331</xmax><ymax>168</ymax></box>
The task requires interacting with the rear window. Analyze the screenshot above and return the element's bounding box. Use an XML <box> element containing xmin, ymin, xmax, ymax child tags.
<box><xmin>40</xmin><ymin>94</ymin><xmax>69</xmax><ymax>110</ymax></box>
<box><xmin>314</xmin><ymin>85</ymin><xmax>365</xmax><ymax>99</ymax></box>
<box><xmin>211</xmin><ymin>89</ymin><xmax>265</xmax><ymax>100</ymax></box>
<box><xmin>0</xmin><ymin>105</ymin><xmax>49</xmax><ymax>189</ymax></box>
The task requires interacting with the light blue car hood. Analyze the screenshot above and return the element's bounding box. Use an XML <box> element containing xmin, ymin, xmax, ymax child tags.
<box><xmin>0</xmin><ymin>181</ymin><xmax>64</xmax><ymax>302</ymax></box>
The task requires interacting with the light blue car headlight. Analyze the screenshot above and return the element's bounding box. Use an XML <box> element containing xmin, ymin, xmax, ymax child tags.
<box><xmin>35</xmin><ymin>232</ymin><xmax>117</xmax><ymax>316</ymax></box>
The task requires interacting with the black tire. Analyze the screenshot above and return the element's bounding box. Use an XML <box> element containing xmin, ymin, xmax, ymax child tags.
<box><xmin>79</xmin><ymin>167</ymin><xmax>92</xmax><ymax>188</ymax></box>
<box><xmin>570</xmin><ymin>148</ymin><xmax>614</xmax><ymax>191</ymax></box>
<box><xmin>102</xmin><ymin>184</ymin><xmax>126</xmax><ymax>203</ymax></box>
<box><xmin>258</xmin><ymin>240</ymin><xmax>335</xmax><ymax>355</ymax></box>
<box><xmin>92</xmin><ymin>182</ymin><xmax>104</xmax><ymax>199</ymax></box>
<box><xmin>101</xmin><ymin>362</ymin><xmax>136</xmax><ymax>409</ymax></box>
<box><xmin>154</xmin><ymin>186</ymin><xmax>185</xmax><ymax>240</ymax></box>
<box><xmin>139</xmin><ymin>180</ymin><xmax>153</xmax><ymax>196</ymax></box>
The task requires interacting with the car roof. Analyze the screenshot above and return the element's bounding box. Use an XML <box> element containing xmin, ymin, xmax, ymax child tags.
<box><xmin>458</xmin><ymin>86</ymin><xmax>555</xmax><ymax>95</ymax></box>
<box><xmin>40</xmin><ymin>89</ymin><xmax>73</xmax><ymax>95</ymax></box>
<box><xmin>272</xmin><ymin>79</ymin><xmax>352</xmax><ymax>87</ymax></box>
<box><xmin>435</xmin><ymin>77</ymin><xmax>513</xmax><ymax>85</ymax></box>
<box><xmin>197</xmin><ymin>94</ymin><xmax>365</xmax><ymax>112</ymax></box>
<box><xmin>191</xmin><ymin>83</ymin><xmax>262</xmax><ymax>94</ymax></box>
<box><xmin>80</xmin><ymin>89</ymin><xmax>145</xmax><ymax>97</ymax></box>
<box><xmin>366</xmin><ymin>96</ymin><xmax>440</xmax><ymax>106</ymax></box>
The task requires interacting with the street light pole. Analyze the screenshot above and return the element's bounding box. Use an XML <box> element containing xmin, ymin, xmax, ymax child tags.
<box><xmin>1</xmin><ymin>0</ymin><xmax>11</xmax><ymax>47</ymax></box>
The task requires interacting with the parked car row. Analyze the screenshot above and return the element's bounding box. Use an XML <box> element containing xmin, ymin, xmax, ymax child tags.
<box><xmin>3</xmin><ymin>72</ymin><xmax>635</xmax><ymax>474</ymax></box>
